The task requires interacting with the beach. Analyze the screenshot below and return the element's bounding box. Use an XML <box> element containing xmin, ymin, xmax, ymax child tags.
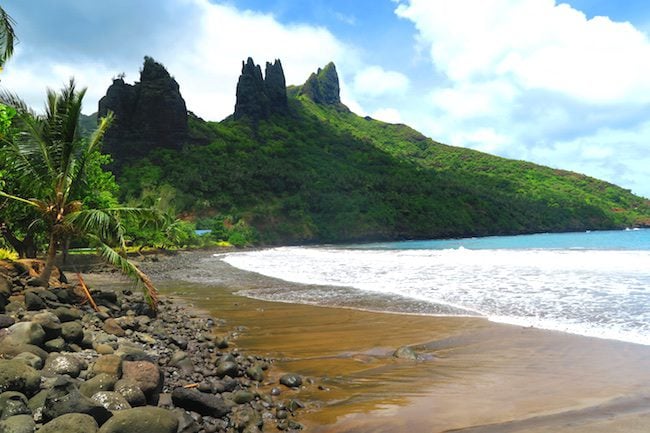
<box><xmin>146</xmin><ymin>250</ymin><xmax>650</xmax><ymax>433</ymax></box>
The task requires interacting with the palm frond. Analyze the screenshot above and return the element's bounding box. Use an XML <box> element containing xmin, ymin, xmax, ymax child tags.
<box><xmin>0</xmin><ymin>7</ymin><xmax>17</xmax><ymax>69</ymax></box>
<box><xmin>0</xmin><ymin>190</ymin><xmax>39</xmax><ymax>207</ymax></box>
<box><xmin>90</xmin><ymin>235</ymin><xmax>158</xmax><ymax>310</ymax></box>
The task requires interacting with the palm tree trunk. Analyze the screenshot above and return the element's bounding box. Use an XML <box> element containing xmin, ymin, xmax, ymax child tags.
<box><xmin>38</xmin><ymin>232</ymin><xmax>58</xmax><ymax>286</ymax></box>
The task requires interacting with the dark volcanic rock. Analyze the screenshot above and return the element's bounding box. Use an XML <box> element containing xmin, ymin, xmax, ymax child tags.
<box><xmin>98</xmin><ymin>56</ymin><xmax>188</xmax><ymax>166</ymax></box>
<box><xmin>300</xmin><ymin>62</ymin><xmax>343</xmax><ymax>105</ymax></box>
<box><xmin>233</xmin><ymin>57</ymin><xmax>288</xmax><ymax>121</ymax></box>
<box><xmin>171</xmin><ymin>387</ymin><xmax>230</xmax><ymax>417</ymax></box>
<box><xmin>264</xmin><ymin>59</ymin><xmax>288</xmax><ymax>113</ymax></box>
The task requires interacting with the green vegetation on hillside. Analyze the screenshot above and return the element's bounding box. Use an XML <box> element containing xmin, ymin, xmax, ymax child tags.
<box><xmin>117</xmin><ymin>94</ymin><xmax>650</xmax><ymax>244</ymax></box>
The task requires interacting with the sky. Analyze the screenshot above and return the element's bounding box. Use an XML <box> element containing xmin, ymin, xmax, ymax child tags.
<box><xmin>2</xmin><ymin>0</ymin><xmax>650</xmax><ymax>198</ymax></box>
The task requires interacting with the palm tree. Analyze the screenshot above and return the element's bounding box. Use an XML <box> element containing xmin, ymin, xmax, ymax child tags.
<box><xmin>0</xmin><ymin>6</ymin><xmax>16</xmax><ymax>71</ymax></box>
<box><xmin>0</xmin><ymin>79</ymin><xmax>159</xmax><ymax>308</ymax></box>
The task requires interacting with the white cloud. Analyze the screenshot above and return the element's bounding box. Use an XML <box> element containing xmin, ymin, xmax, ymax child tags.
<box><xmin>352</xmin><ymin>66</ymin><xmax>410</xmax><ymax>97</ymax></box>
<box><xmin>394</xmin><ymin>0</ymin><xmax>650</xmax><ymax>197</ymax></box>
<box><xmin>372</xmin><ymin>108</ymin><xmax>402</xmax><ymax>123</ymax></box>
<box><xmin>1</xmin><ymin>0</ymin><xmax>365</xmax><ymax>121</ymax></box>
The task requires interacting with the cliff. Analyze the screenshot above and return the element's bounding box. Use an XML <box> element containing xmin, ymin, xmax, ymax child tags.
<box><xmin>98</xmin><ymin>57</ymin><xmax>188</xmax><ymax>165</ymax></box>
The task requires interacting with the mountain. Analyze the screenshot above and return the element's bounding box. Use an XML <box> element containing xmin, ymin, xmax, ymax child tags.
<box><xmin>101</xmin><ymin>57</ymin><xmax>650</xmax><ymax>244</ymax></box>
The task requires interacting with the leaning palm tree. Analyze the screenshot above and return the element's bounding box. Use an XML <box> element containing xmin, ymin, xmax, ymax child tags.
<box><xmin>0</xmin><ymin>6</ymin><xmax>17</xmax><ymax>71</ymax></box>
<box><xmin>0</xmin><ymin>79</ymin><xmax>159</xmax><ymax>309</ymax></box>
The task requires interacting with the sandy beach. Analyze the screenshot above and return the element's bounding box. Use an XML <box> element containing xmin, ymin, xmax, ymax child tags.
<box><xmin>145</xmin><ymin>250</ymin><xmax>650</xmax><ymax>433</ymax></box>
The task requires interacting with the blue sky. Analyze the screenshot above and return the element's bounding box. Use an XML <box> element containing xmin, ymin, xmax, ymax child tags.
<box><xmin>2</xmin><ymin>0</ymin><xmax>650</xmax><ymax>198</ymax></box>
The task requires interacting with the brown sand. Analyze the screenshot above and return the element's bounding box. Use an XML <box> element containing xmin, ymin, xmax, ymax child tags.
<box><xmin>157</xmin><ymin>274</ymin><xmax>650</xmax><ymax>433</ymax></box>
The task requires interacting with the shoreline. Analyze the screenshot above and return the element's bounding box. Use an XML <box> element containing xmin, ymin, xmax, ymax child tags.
<box><xmin>140</xmin><ymin>249</ymin><xmax>650</xmax><ymax>432</ymax></box>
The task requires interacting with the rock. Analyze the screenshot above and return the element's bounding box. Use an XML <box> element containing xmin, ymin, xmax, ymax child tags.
<box><xmin>0</xmin><ymin>315</ymin><xmax>15</xmax><ymax>329</ymax></box>
<box><xmin>30</xmin><ymin>312</ymin><xmax>61</xmax><ymax>340</ymax></box>
<box><xmin>97</xmin><ymin>406</ymin><xmax>178</xmax><ymax>433</ymax></box>
<box><xmin>23</xmin><ymin>292</ymin><xmax>45</xmax><ymax>311</ymax></box>
<box><xmin>98</xmin><ymin>56</ymin><xmax>189</xmax><ymax>165</ymax></box>
<box><xmin>113</xmin><ymin>380</ymin><xmax>146</xmax><ymax>407</ymax></box>
<box><xmin>279</xmin><ymin>373</ymin><xmax>303</xmax><ymax>388</ymax></box>
<box><xmin>53</xmin><ymin>307</ymin><xmax>82</xmax><ymax>322</ymax></box>
<box><xmin>91</xmin><ymin>355</ymin><xmax>122</xmax><ymax>378</ymax></box>
<box><xmin>232</xmin><ymin>390</ymin><xmax>254</xmax><ymax>405</ymax></box>
<box><xmin>169</xmin><ymin>335</ymin><xmax>187</xmax><ymax>350</ymax></box>
<box><xmin>91</xmin><ymin>391</ymin><xmax>131</xmax><ymax>411</ymax></box>
<box><xmin>0</xmin><ymin>343</ymin><xmax>47</xmax><ymax>363</ymax></box>
<box><xmin>170</xmin><ymin>388</ymin><xmax>230</xmax><ymax>418</ymax></box>
<box><xmin>80</xmin><ymin>374</ymin><xmax>117</xmax><ymax>398</ymax></box>
<box><xmin>215</xmin><ymin>361</ymin><xmax>238</xmax><ymax>378</ymax></box>
<box><xmin>0</xmin><ymin>359</ymin><xmax>41</xmax><ymax>396</ymax></box>
<box><xmin>171</xmin><ymin>408</ymin><xmax>200</xmax><ymax>433</ymax></box>
<box><xmin>102</xmin><ymin>319</ymin><xmax>125</xmax><ymax>337</ymax></box>
<box><xmin>11</xmin><ymin>353</ymin><xmax>42</xmax><ymax>370</ymax></box>
<box><xmin>0</xmin><ymin>414</ymin><xmax>35</xmax><ymax>433</ymax></box>
<box><xmin>60</xmin><ymin>321</ymin><xmax>84</xmax><ymax>344</ymax></box>
<box><xmin>43</xmin><ymin>337</ymin><xmax>65</xmax><ymax>352</ymax></box>
<box><xmin>300</xmin><ymin>62</ymin><xmax>342</xmax><ymax>105</ymax></box>
<box><xmin>233</xmin><ymin>57</ymin><xmax>288</xmax><ymax>121</ymax></box>
<box><xmin>230</xmin><ymin>406</ymin><xmax>262</xmax><ymax>433</ymax></box>
<box><xmin>94</xmin><ymin>344</ymin><xmax>114</xmax><ymax>355</ymax></box>
<box><xmin>42</xmin><ymin>385</ymin><xmax>111</xmax><ymax>425</ymax></box>
<box><xmin>393</xmin><ymin>346</ymin><xmax>418</xmax><ymax>360</ymax></box>
<box><xmin>38</xmin><ymin>413</ymin><xmax>99</xmax><ymax>433</ymax></box>
<box><xmin>2</xmin><ymin>322</ymin><xmax>45</xmax><ymax>347</ymax></box>
<box><xmin>121</xmin><ymin>361</ymin><xmax>161</xmax><ymax>403</ymax></box>
<box><xmin>0</xmin><ymin>391</ymin><xmax>30</xmax><ymax>420</ymax></box>
<box><xmin>245</xmin><ymin>365</ymin><xmax>264</xmax><ymax>382</ymax></box>
<box><xmin>43</xmin><ymin>353</ymin><xmax>84</xmax><ymax>378</ymax></box>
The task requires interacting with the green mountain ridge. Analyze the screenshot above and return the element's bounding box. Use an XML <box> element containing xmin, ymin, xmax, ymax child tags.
<box><xmin>104</xmin><ymin>59</ymin><xmax>649</xmax><ymax>244</ymax></box>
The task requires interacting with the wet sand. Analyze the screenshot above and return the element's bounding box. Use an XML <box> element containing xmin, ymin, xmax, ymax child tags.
<box><xmin>144</xmin><ymin>253</ymin><xmax>650</xmax><ymax>433</ymax></box>
<box><xmin>133</xmin><ymin>251</ymin><xmax>650</xmax><ymax>433</ymax></box>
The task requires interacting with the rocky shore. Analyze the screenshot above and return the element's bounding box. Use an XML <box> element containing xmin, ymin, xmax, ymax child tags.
<box><xmin>0</xmin><ymin>259</ymin><xmax>305</xmax><ymax>433</ymax></box>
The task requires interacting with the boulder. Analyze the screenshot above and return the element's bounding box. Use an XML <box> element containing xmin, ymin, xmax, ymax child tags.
<box><xmin>39</xmin><ymin>413</ymin><xmax>99</xmax><ymax>433</ymax></box>
<box><xmin>102</xmin><ymin>319</ymin><xmax>125</xmax><ymax>337</ymax></box>
<box><xmin>42</xmin><ymin>385</ymin><xmax>111</xmax><ymax>425</ymax></box>
<box><xmin>0</xmin><ymin>391</ymin><xmax>30</xmax><ymax>420</ymax></box>
<box><xmin>0</xmin><ymin>315</ymin><xmax>15</xmax><ymax>329</ymax></box>
<box><xmin>80</xmin><ymin>373</ymin><xmax>117</xmax><ymax>398</ymax></box>
<box><xmin>215</xmin><ymin>361</ymin><xmax>238</xmax><ymax>378</ymax></box>
<box><xmin>230</xmin><ymin>405</ymin><xmax>263</xmax><ymax>433</ymax></box>
<box><xmin>170</xmin><ymin>388</ymin><xmax>230</xmax><ymax>417</ymax></box>
<box><xmin>0</xmin><ymin>414</ymin><xmax>35</xmax><ymax>433</ymax></box>
<box><xmin>97</xmin><ymin>407</ymin><xmax>178</xmax><ymax>433</ymax></box>
<box><xmin>43</xmin><ymin>337</ymin><xmax>66</xmax><ymax>353</ymax></box>
<box><xmin>279</xmin><ymin>373</ymin><xmax>303</xmax><ymax>388</ymax></box>
<box><xmin>43</xmin><ymin>353</ymin><xmax>84</xmax><ymax>378</ymax></box>
<box><xmin>91</xmin><ymin>391</ymin><xmax>131</xmax><ymax>411</ymax></box>
<box><xmin>60</xmin><ymin>321</ymin><xmax>84</xmax><ymax>344</ymax></box>
<box><xmin>2</xmin><ymin>322</ymin><xmax>45</xmax><ymax>347</ymax></box>
<box><xmin>53</xmin><ymin>306</ymin><xmax>82</xmax><ymax>323</ymax></box>
<box><xmin>11</xmin><ymin>352</ymin><xmax>43</xmax><ymax>370</ymax></box>
<box><xmin>23</xmin><ymin>292</ymin><xmax>45</xmax><ymax>311</ymax></box>
<box><xmin>0</xmin><ymin>359</ymin><xmax>41</xmax><ymax>396</ymax></box>
<box><xmin>91</xmin><ymin>355</ymin><xmax>122</xmax><ymax>379</ymax></box>
<box><xmin>121</xmin><ymin>361</ymin><xmax>161</xmax><ymax>403</ymax></box>
<box><xmin>113</xmin><ymin>380</ymin><xmax>146</xmax><ymax>407</ymax></box>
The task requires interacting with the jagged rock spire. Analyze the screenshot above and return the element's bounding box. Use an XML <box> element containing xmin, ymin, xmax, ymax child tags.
<box><xmin>300</xmin><ymin>62</ymin><xmax>341</xmax><ymax>105</ymax></box>
<box><xmin>233</xmin><ymin>57</ymin><xmax>288</xmax><ymax>121</ymax></box>
<box><xmin>98</xmin><ymin>56</ymin><xmax>188</xmax><ymax>165</ymax></box>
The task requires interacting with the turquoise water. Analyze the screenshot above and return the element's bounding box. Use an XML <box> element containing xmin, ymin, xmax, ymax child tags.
<box><xmin>348</xmin><ymin>228</ymin><xmax>650</xmax><ymax>251</ymax></box>
<box><xmin>222</xmin><ymin>229</ymin><xmax>650</xmax><ymax>345</ymax></box>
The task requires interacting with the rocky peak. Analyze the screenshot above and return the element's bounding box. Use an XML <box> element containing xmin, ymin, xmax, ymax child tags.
<box><xmin>98</xmin><ymin>57</ymin><xmax>188</xmax><ymax>166</ymax></box>
<box><xmin>233</xmin><ymin>57</ymin><xmax>288</xmax><ymax>121</ymax></box>
<box><xmin>300</xmin><ymin>62</ymin><xmax>341</xmax><ymax>105</ymax></box>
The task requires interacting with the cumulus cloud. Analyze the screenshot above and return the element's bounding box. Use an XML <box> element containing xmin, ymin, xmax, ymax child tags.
<box><xmin>352</xmin><ymin>66</ymin><xmax>410</xmax><ymax>97</ymax></box>
<box><xmin>1</xmin><ymin>0</ymin><xmax>364</xmax><ymax>120</ymax></box>
<box><xmin>395</xmin><ymin>0</ymin><xmax>650</xmax><ymax>197</ymax></box>
<box><xmin>371</xmin><ymin>108</ymin><xmax>402</xmax><ymax>123</ymax></box>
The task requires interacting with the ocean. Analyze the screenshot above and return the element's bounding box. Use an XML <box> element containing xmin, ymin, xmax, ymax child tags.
<box><xmin>220</xmin><ymin>229</ymin><xmax>650</xmax><ymax>345</ymax></box>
